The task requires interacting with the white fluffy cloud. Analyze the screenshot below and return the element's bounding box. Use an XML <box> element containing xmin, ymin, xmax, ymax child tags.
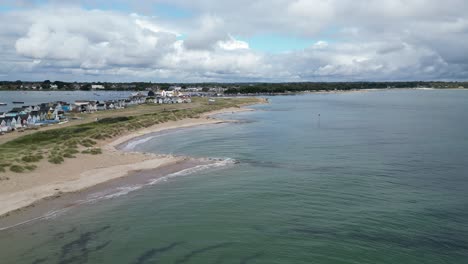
<box><xmin>0</xmin><ymin>0</ymin><xmax>467</xmax><ymax>81</ymax></box>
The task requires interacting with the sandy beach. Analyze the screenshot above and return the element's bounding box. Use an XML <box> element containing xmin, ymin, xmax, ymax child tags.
<box><xmin>0</xmin><ymin>105</ymin><xmax>258</xmax><ymax>221</ymax></box>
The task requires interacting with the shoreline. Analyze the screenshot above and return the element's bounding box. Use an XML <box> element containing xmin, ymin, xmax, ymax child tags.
<box><xmin>0</xmin><ymin>103</ymin><xmax>262</xmax><ymax>227</ymax></box>
<box><xmin>225</xmin><ymin>87</ymin><xmax>468</xmax><ymax>96</ymax></box>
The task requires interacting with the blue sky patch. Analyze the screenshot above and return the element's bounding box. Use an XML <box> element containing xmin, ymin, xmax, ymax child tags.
<box><xmin>0</xmin><ymin>5</ymin><xmax>16</xmax><ymax>12</ymax></box>
<box><xmin>153</xmin><ymin>3</ymin><xmax>192</xmax><ymax>19</ymax></box>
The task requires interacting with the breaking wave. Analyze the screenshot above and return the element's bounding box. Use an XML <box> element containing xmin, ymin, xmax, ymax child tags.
<box><xmin>0</xmin><ymin>157</ymin><xmax>236</xmax><ymax>231</ymax></box>
<box><xmin>119</xmin><ymin>132</ymin><xmax>173</xmax><ymax>151</ymax></box>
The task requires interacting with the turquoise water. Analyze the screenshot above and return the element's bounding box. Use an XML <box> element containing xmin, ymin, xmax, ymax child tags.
<box><xmin>1</xmin><ymin>90</ymin><xmax>468</xmax><ymax>263</ymax></box>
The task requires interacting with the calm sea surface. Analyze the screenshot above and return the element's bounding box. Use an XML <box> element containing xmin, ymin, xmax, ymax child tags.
<box><xmin>1</xmin><ymin>89</ymin><xmax>468</xmax><ymax>263</ymax></box>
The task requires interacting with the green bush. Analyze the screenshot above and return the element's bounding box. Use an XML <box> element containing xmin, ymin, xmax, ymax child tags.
<box><xmin>0</xmin><ymin>162</ymin><xmax>12</xmax><ymax>167</ymax></box>
<box><xmin>80</xmin><ymin>138</ymin><xmax>96</xmax><ymax>147</ymax></box>
<box><xmin>63</xmin><ymin>153</ymin><xmax>76</xmax><ymax>158</ymax></box>
<box><xmin>82</xmin><ymin>148</ymin><xmax>102</xmax><ymax>155</ymax></box>
<box><xmin>10</xmin><ymin>165</ymin><xmax>25</xmax><ymax>173</ymax></box>
<box><xmin>97</xmin><ymin>116</ymin><xmax>132</xmax><ymax>124</ymax></box>
<box><xmin>64</xmin><ymin>148</ymin><xmax>79</xmax><ymax>155</ymax></box>
<box><xmin>48</xmin><ymin>156</ymin><xmax>64</xmax><ymax>164</ymax></box>
<box><xmin>24</xmin><ymin>165</ymin><xmax>37</xmax><ymax>171</ymax></box>
<box><xmin>21</xmin><ymin>154</ymin><xmax>43</xmax><ymax>163</ymax></box>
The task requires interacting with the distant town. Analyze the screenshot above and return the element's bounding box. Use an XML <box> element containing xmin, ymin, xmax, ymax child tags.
<box><xmin>0</xmin><ymin>81</ymin><xmax>229</xmax><ymax>94</ymax></box>
<box><xmin>0</xmin><ymin>90</ymin><xmax>193</xmax><ymax>133</ymax></box>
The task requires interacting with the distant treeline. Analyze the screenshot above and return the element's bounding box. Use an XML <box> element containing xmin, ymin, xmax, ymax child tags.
<box><xmin>0</xmin><ymin>81</ymin><xmax>466</xmax><ymax>92</ymax></box>
<box><xmin>223</xmin><ymin>82</ymin><xmax>468</xmax><ymax>94</ymax></box>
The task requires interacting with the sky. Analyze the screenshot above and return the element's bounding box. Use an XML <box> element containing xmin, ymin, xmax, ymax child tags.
<box><xmin>0</xmin><ymin>0</ymin><xmax>467</xmax><ymax>82</ymax></box>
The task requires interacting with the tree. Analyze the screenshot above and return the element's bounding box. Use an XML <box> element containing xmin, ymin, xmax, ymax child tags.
<box><xmin>42</xmin><ymin>80</ymin><xmax>51</xmax><ymax>89</ymax></box>
<box><xmin>80</xmin><ymin>84</ymin><xmax>91</xmax><ymax>91</ymax></box>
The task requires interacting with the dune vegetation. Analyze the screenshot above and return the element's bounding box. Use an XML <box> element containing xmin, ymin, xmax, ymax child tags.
<box><xmin>0</xmin><ymin>97</ymin><xmax>261</xmax><ymax>173</ymax></box>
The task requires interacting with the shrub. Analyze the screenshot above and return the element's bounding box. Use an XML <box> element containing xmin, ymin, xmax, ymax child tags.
<box><xmin>64</xmin><ymin>139</ymin><xmax>79</xmax><ymax>148</ymax></box>
<box><xmin>48</xmin><ymin>156</ymin><xmax>64</xmax><ymax>164</ymax></box>
<box><xmin>0</xmin><ymin>162</ymin><xmax>12</xmax><ymax>167</ymax></box>
<box><xmin>82</xmin><ymin>148</ymin><xmax>102</xmax><ymax>155</ymax></box>
<box><xmin>64</xmin><ymin>148</ymin><xmax>79</xmax><ymax>155</ymax></box>
<box><xmin>80</xmin><ymin>138</ymin><xmax>96</xmax><ymax>147</ymax></box>
<box><xmin>63</xmin><ymin>153</ymin><xmax>76</xmax><ymax>158</ymax></box>
<box><xmin>10</xmin><ymin>165</ymin><xmax>25</xmax><ymax>173</ymax></box>
<box><xmin>21</xmin><ymin>154</ymin><xmax>43</xmax><ymax>163</ymax></box>
<box><xmin>24</xmin><ymin>165</ymin><xmax>37</xmax><ymax>171</ymax></box>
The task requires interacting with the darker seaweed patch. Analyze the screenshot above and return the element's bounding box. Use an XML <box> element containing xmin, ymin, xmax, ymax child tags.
<box><xmin>94</xmin><ymin>240</ymin><xmax>112</xmax><ymax>251</ymax></box>
<box><xmin>58</xmin><ymin>225</ymin><xmax>111</xmax><ymax>264</ymax></box>
<box><xmin>31</xmin><ymin>258</ymin><xmax>48</xmax><ymax>264</ymax></box>
<box><xmin>54</xmin><ymin>227</ymin><xmax>77</xmax><ymax>240</ymax></box>
<box><xmin>240</xmin><ymin>252</ymin><xmax>264</xmax><ymax>264</ymax></box>
<box><xmin>175</xmin><ymin>243</ymin><xmax>232</xmax><ymax>264</ymax></box>
<box><xmin>134</xmin><ymin>242</ymin><xmax>184</xmax><ymax>264</ymax></box>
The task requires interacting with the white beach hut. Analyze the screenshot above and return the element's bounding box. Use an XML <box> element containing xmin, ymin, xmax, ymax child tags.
<box><xmin>16</xmin><ymin>116</ymin><xmax>22</xmax><ymax>128</ymax></box>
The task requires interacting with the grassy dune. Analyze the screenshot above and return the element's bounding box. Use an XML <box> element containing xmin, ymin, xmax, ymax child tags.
<box><xmin>0</xmin><ymin>97</ymin><xmax>261</xmax><ymax>173</ymax></box>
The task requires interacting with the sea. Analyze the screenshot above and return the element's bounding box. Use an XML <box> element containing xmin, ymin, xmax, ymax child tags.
<box><xmin>1</xmin><ymin>89</ymin><xmax>468</xmax><ymax>264</ymax></box>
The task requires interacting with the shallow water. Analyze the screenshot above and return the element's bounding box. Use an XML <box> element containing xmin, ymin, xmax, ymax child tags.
<box><xmin>1</xmin><ymin>89</ymin><xmax>468</xmax><ymax>263</ymax></box>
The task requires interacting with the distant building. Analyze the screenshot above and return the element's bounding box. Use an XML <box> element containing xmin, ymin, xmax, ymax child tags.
<box><xmin>91</xmin><ymin>84</ymin><xmax>105</xmax><ymax>90</ymax></box>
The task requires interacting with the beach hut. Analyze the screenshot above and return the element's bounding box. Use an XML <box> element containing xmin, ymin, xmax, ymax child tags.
<box><xmin>105</xmin><ymin>102</ymin><xmax>115</xmax><ymax>109</ymax></box>
<box><xmin>0</xmin><ymin>119</ymin><xmax>10</xmax><ymax>132</ymax></box>
<box><xmin>16</xmin><ymin>116</ymin><xmax>22</xmax><ymax>128</ymax></box>
<box><xmin>55</xmin><ymin>102</ymin><xmax>62</xmax><ymax>111</ymax></box>
<box><xmin>62</xmin><ymin>104</ymin><xmax>71</xmax><ymax>112</ymax></box>
<box><xmin>0</xmin><ymin>120</ymin><xmax>5</xmax><ymax>131</ymax></box>
<box><xmin>27</xmin><ymin>115</ymin><xmax>33</xmax><ymax>126</ymax></box>
<box><xmin>11</xmin><ymin>118</ymin><xmax>17</xmax><ymax>128</ymax></box>
<box><xmin>96</xmin><ymin>103</ymin><xmax>107</xmax><ymax>111</ymax></box>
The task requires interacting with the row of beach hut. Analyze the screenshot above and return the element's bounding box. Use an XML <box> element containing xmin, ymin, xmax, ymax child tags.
<box><xmin>0</xmin><ymin>93</ymin><xmax>192</xmax><ymax>132</ymax></box>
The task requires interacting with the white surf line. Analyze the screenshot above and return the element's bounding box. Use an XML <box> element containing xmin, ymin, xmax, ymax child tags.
<box><xmin>0</xmin><ymin>157</ymin><xmax>237</xmax><ymax>232</ymax></box>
